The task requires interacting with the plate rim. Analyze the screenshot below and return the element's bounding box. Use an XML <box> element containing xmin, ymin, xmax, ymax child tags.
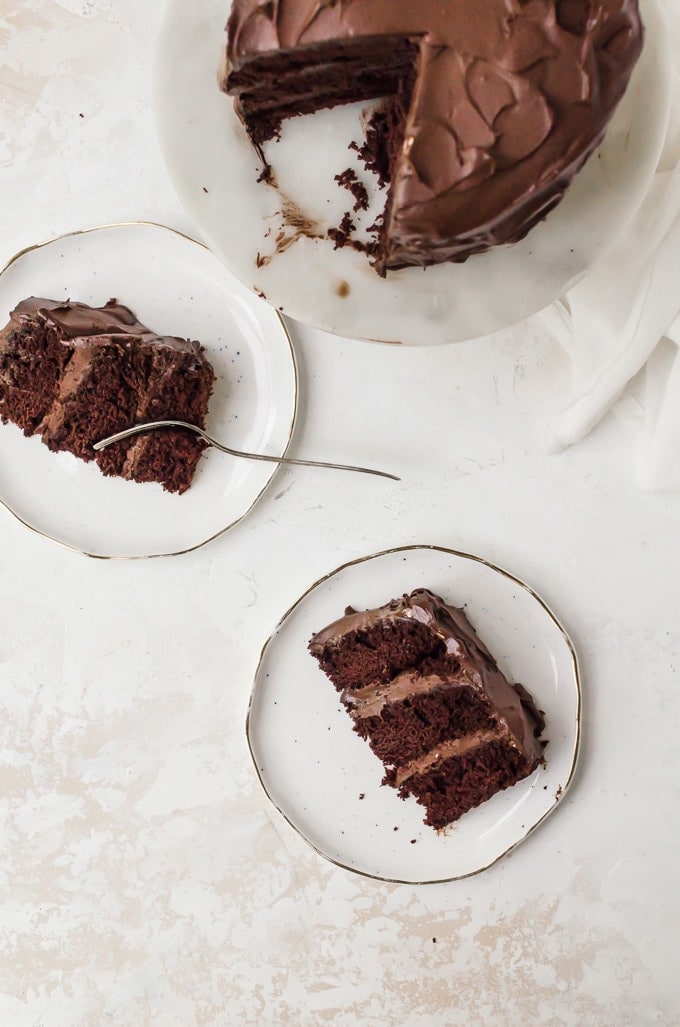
<box><xmin>0</xmin><ymin>220</ymin><xmax>299</xmax><ymax>561</ymax></box>
<box><xmin>246</xmin><ymin>543</ymin><xmax>582</xmax><ymax>884</ymax></box>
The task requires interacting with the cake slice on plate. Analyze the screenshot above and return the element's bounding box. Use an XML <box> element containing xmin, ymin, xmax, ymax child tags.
<box><xmin>0</xmin><ymin>297</ymin><xmax>215</xmax><ymax>494</ymax></box>
<box><xmin>309</xmin><ymin>588</ymin><xmax>546</xmax><ymax>829</ymax></box>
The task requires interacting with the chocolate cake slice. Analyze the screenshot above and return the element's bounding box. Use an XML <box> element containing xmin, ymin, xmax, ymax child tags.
<box><xmin>309</xmin><ymin>588</ymin><xmax>545</xmax><ymax>829</ymax></box>
<box><xmin>222</xmin><ymin>0</ymin><xmax>643</xmax><ymax>274</ymax></box>
<box><xmin>0</xmin><ymin>298</ymin><xmax>215</xmax><ymax>494</ymax></box>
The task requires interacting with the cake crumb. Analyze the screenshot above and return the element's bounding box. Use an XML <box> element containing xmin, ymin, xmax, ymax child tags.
<box><xmin>334</xmin><ymin>167</ymin><xmax>370</xmax><ymax>212</ymax></box>
<box><xmin>328</xmin><ymin>212</ymin><xmax>355</xmax><ymax>250</ymax></box>
<box><xmin>358</xmin><ymin>793</ymin><xmax>365</xmax><ymax>800</ymax></box>
<box><xmin>336</xmin><ymin>280</ymin><xmax>351</xmax><ymax>298</ymax></box>
<box><xmin>432</xmin><ymin>938</ymin><xmax>437</xmax><ymax>944</ymax></box>
<box><xmin>410</xmin><ymin>839</ymin><xmax>417</xmax><ymax>845</ymax></box>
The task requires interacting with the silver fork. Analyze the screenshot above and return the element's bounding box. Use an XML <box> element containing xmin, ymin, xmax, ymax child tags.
<box><xmin>93</xmin><ymin>420</ymin><xmax>400</xmax><ymax>481</ymax></box>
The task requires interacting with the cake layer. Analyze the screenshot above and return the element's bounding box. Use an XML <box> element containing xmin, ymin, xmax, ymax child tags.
<box><xmin>311</xmin><ymin>613</ymin><xmax>446</xmax><ymax>693</ymax></box>
<box><xmin>388</xmin><ymin>738</ymin><xmax>538</xmax><ymax>830</ymax></box>
<box><xmin>41</xmin><ymin>337</ymin><xmax>148</xmax><ymax>464</ymax></box>
<box><xmin>0</xmin><ymin>297</ymin><xmax>215</xmax><ymax>494</ymax></box>
<box><xmin>224</xmin><ymin>0</ymin><xmax>643</xmax><ymax>272</ymax></box>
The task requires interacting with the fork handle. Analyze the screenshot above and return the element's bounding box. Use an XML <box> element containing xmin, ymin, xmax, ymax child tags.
<box><xmin>93</xmin><ymin>420</ymin><xmax>400</xmax><ymax>481</ymax></box>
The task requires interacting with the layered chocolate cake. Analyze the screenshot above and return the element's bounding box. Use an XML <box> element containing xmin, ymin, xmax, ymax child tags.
<box><xmin>309</xmin><ymin>588</ymin><xmax>546</xmax><ymax>829</ymax></box>
<box><xmin>0</xmin><ymin>298</ymin><xmax>215</xmax><ymax>494</ymax></box>
<box><xmin>223</xmin><ymin>0</ymin><xmax>643</xmax><ymax>273</ymax></box>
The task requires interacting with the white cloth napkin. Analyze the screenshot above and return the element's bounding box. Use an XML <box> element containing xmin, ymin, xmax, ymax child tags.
<box><xmin>545</xmin><ymin>4</ymin><xmax>680</xmax><ymax>489</ymax></box>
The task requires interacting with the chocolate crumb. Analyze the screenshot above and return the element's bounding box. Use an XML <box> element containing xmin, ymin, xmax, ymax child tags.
<box><xmin>336</xmin><ymin>280</ymin><xmax>351</xmax><ymax>298</ymax></box>
<box><xmin>351</xmin><ymin>105</ymin><xmax>392</xmax><ymax>186</ymax></box>
<box><xmin>358</xmin><ymin>793</ymin><xmax>365</xmax><ymax>800</ymax></box>
<box><xmin>328</xmin><ymin>211</ymin><xmax>355</xmax><ymax>250</ymax></box>
<box><xmin>410</xmin><ymin>839</ymin><xmax>417</xmax><ymax>845</ymax></box>
<box><xmin>334</xmin><ymin>167</ymin><xmax>370</xmax><ymax>212</ymax></box>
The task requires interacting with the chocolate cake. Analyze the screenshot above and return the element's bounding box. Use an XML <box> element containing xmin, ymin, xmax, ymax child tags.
<box><xmin>309</xmin><ymin>588</ymin><xmax>546</xmax><ymax>829</ymax></box>
<box><xmin>222</xmin><ymin>0</ymin><xmax>643</xmax><ymax>274</ymax></box>
<box><xmin>0</xmin><ymin>297</ymin><xmax>215</xmax><ymax>494</ymax></box>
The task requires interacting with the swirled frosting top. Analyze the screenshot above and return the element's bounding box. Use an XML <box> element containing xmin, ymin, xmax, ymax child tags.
<box><xmin>3</xmin><ymin>297</ymin><xmax>201</xmax><ymax>355</ymax></box>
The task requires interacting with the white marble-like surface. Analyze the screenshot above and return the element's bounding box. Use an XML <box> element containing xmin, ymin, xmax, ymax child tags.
<box><xmin>1</xmin><ymin>3</ymin><xmax>679</xmax><ymax>1025</ymax></box>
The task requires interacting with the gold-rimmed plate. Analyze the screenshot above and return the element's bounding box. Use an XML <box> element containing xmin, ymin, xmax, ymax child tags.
<box><xmin>0</xmin><ymin>223</ymin><xmax>297</xmax><ymax>559</ymax></box>
<box><xmin>247</xmin><ymin>545</ymin><xmax>581</xmax><ymax>884</ymax></box>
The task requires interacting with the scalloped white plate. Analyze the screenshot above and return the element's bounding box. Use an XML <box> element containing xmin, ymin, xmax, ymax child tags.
<box><xmin>154</xmin><ymin>0</ymin><xmax>669</xmax><ymax>344</ymax></box>
<box><xmin>248</xmin><ymin>545</ymin><xmax>581</xmax><ymax>883</ymax></box>
<box><xmin>0</xmin><ymin>223</ymin><xmax>297</xmax><ymax>559</ymax></box>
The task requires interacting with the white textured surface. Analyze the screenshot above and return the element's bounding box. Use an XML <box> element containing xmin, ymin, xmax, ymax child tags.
<box><xmin>1</xmin><ymin>3</ymin><xmax>680</xmax><ymax>1025</ymax></box>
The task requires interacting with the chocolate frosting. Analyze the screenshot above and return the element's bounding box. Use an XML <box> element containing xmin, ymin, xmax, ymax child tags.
<box><xmin>5</xmin><ymin>297</ymin><xmax>201</xmax><ymax>353</ymax></box>
<box><xmin>309</xmin><ymin>588</ymin><xmax>545</xmax><ymax>763</ymax></box>
<box><xmin>224</xmin><ymin>0</ymin><xmax>643</xmax><ymax>267</ymax></box>
<box><xmin>2</xmin><ymin>298</ymin><xmax>208</xmax><ymax>440</ymax></box>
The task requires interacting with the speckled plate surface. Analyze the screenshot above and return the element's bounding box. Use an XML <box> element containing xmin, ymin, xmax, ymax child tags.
<box><xmin>0</xmin><ymin>223</ymin><xmax>297</xmax><ymax>559</ymax></box>
<box><xmin>248</xmin><ymin>545</ymin><xmax>581</xmax><ymax>884</ymax></box>
<box><xmin>154</xmin><ymin>0</ymin><xmax>669</xmax><ymax>344</ymax></box>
